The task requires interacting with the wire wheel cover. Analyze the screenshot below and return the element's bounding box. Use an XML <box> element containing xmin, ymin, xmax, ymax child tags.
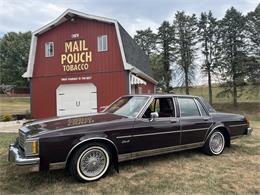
<box><xmin>209</xmin><ymin>132</ymin><xmax>225</xmax><ymax>154</ymax></box>
<box><xmin>79</xmin><ymin>148</ymin><xmax>107</xmax><ymax>178</ymax></box>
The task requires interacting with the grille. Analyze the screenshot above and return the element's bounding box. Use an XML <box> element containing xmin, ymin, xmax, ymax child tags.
<box><xmin>19</xmin><ymin>130</ymin><xmax>26</xmax><ymax>149</ymax></box>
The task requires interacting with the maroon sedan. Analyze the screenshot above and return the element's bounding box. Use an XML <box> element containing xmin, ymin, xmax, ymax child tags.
<box><xmin>9</xmin><ymin>94</ymin><xmax>252</xmax><ymax>182</ymax></box>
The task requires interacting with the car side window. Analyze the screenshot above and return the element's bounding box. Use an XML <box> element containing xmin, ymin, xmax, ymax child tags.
<box><xmin>195</xmin><ymin>99</ymin><xmax>208</xmax><ymax>116</ymax></box>
<box><xmin>143</xmin><ymin>98</ymin><xmax>175</xmax><ymax>118</ymax></box>
<box><xmin>178</xmin><ymin>98</ymin><xmax>200</xmax><ymax>117</ymax></box>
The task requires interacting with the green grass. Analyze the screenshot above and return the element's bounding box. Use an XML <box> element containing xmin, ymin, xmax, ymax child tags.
<box><xmin>0</xmin><ymin>121</ymin><xmax>259</xmax><ymax>194</ymax></box>
<box><xmin>0</xmin><ymin>96</ymin><xmax>30</xmax><ymax>115</ymax></box>
<box><xmin>0</xmin><ymin>84</ymin><xmax>259</xmax><ymax>116</ymax></box>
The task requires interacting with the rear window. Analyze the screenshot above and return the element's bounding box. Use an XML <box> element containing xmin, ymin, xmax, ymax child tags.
<box><xmin>178</xmin><ymin>98</ymin><xmax>200</xmax><ymax>117</ymax></box>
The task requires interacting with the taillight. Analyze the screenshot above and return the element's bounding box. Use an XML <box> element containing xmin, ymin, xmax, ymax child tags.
<box><xmin>245</xmin><ymin>117</ymin><xmax>250</xmax><ymax>126</ymax></box>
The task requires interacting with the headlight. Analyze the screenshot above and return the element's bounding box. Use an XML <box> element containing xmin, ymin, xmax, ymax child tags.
<box><xmin>24</xmin><ymin>139</ymin><xmax>39</xmax><ymax>156</ymax></box>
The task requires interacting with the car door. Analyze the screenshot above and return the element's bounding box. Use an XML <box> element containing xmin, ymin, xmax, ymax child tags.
<box><xmin>177</xmin><ymin>97</ymin><xmax>213</xmax><ymax>145</ymax></box>
<box><xmin>130</xmin><ymin>97</ymin><xmax>181</xmax><ymax>153</ymax></box>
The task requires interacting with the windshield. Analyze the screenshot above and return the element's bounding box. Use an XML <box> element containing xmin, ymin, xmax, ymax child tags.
<box><xmin>105</xmin><ymin>96</ymin><xmax>150</xmax><ymax>118</ymax></box>
<box><xmin>200</xmin><ymin>97</ymin><xmax>216</xmax><ymax>113</ymax></box>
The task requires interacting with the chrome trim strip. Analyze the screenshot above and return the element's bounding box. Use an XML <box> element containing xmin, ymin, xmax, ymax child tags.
<box><xmin>116</xmin><ymin>128</ymin><xmax>208</xmax><ymax>139</ymax></box>
<box><xmin>194</xmin><ymin>98</ymin><xmax>202</xmax><ymax>116</ymax></box>
<box><xmin>133</xmin><ymin>130</ymin><xmax>181</xmax><ymax>137</ymax></box>
<box><xmin>65</xmin><ymin>137</ymin><xmax>119</xmax><ymax>164</ymax></box>
<box><xmin>116</xmin><ymin>135</ymin><xmax>132</xmax><ymax>139</ymax></box>
<box><xmin>229</xmin><ymin>124</ymin><xmax>247</xmax><ymax>127</ymax></box>
<box><xmin>137</xmin><ymin>96</ymin><xmax>153</xmax><ymax>118</ymax></box>
<box><xmin>118</xmin><ymin>153</ymin><xmax>131</xmax><ymax>162</ymax></box>
<box><xmin>136</xmin><ymin>96</ymin><xmax>153</xmax><ymax>118</ymax></box>
<box><xmin>118</xmin><ymin>142</ymin><xmax>204</xmax><ymax>162</ymax></box>
<box><xmin>181</xmin><ymin>128</ymin><xmax>208</xmax><ymax>132</ymax></box>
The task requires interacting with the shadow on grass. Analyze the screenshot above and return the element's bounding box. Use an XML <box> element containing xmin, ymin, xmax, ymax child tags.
<box><xmin>1</xmin><ymin>148</ymin><xmax>203</xmax><ymax>193</ymax></box>
<box><xmin>119</xmin><ymin>148</ymin><xmax>203</xmax><ymax>169</ymax></box>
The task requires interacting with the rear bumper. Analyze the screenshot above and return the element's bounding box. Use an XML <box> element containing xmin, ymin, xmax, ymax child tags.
<box><xmin>246</xmin><ymin>127</ymin><xmax>253</xmax><ymax>135</ymax></box>
<box><xmin>8</xmin><ymin>144</ymin><xmax>40</xmax><ymax>167</ymax></box>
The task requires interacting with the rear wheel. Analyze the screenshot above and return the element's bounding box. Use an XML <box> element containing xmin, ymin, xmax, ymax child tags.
<box><xmin>203</xmin><ymin>130</ymin><xmax>225</xmax><ymax>155</ymax></box>
<box><xmin>69</xmin><ymin>143</ymin><xmax>111</xmax><ymax>182</ymax></box>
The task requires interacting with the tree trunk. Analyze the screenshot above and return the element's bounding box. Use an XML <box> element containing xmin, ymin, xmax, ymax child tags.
<box><xmin>205</xmin><ymin>40</ymin><xmax>213</xmax><ymax>105</ymax></box>
<box><xmin>233</xmin><ymin>79</ymin><xmax>238</xmax><ymax>107</ymax></box>
<box><xmin>185</xmin><ymin>67</ymin><xmax>189</xmax><ymax>94</ymax></box>
<box><xmin>207</xmin><ymin>64</ymin><xmax>213</xmax><ymax>105</ymax></box>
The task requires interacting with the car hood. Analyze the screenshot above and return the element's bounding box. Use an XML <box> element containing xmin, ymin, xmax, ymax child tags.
<box><xmin>22</xmin><ymin>113</ymin><xmax>127</xmax><ymax>136</ymax></box>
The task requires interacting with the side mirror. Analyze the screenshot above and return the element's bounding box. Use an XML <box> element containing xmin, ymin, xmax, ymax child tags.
<box><xmin>150</xmin><ymin>112</ymin><xmax>159</xmax><ymax>121</ymax></box>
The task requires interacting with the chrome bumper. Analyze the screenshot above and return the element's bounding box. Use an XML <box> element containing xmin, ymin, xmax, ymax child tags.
<box><xmin>246</xmin><ymin>127</ymin><xmax>253</xmax><ymax>135</ymax></box>
<box><xmin>8</xmin><ymin>144</ymin><xmax>40</xmax><ymax>166</ymax></box>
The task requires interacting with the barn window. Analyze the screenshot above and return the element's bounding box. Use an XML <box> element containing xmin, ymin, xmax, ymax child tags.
<box><xmin>45</xmin><ymin>42</ymin><xmax>54</xmax><ymax>57</ymax></box>
<box><xmin>97</xmin><ymin>35</ymin><xmax>108</xmax><ymax>52</ymax></box>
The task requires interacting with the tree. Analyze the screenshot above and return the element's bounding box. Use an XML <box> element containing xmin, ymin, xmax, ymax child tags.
<box><xmin>245</xmin><ymin>4</ymin><xmax>260</xmax><ymax>85</ymax></box>
<box><xmin>197</xmin><ymin>11</ymin><xmax>219</xmax><ymax>105</ymax></box>
<box><xmin>157</xmin><ymin>21</ymin><xmax>175</xmax><ymax>92</ymax></box>
<box><xmin>173</xmin><ymin>11</ymin><xmax>198</xmax><ymax>94</ymax></box>
<box><xmin>134</xmin><ymin>28</ymin><xmax>157</xmax><ymax>56</ymax></box>
<box><xmin>217</xmin><ymin>7</ymin><xmax>247</xmax><ymax>106</ymax></box>
<box><xmin>0</xmin><ymin>31</ymin><xmax>31</xmax><ymax>86</ymax></box>
<box><xmin>149</xmin><ymin>54</ymin><xmax>164</xmax><ymax>89</ymax></box>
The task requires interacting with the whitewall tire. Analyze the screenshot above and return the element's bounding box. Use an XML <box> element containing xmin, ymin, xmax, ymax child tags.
<box><xmin>69</xmin><ymin>143</ymin><xmax>111</xmax><ymax>182</ymax></box>
<box><xmin>203</xmin><ymin>130</ymin><xmax>225</xmax><ymax>155</ymax></box>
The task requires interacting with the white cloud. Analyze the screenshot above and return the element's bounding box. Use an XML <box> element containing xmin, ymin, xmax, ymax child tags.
<box><xmin>0</xmin><ymin>0</ymin><xmax>66</xmax><ymax>32</ymax></box>
<box><xmin>0</xmin><ymin>0</ymin><xmax>258</xmax><ymax>35</ymax></box>
<box><xmin>0</xmin><ymin>0</ymin><xmax>258</xmax><ymax>85</ymax></box>
<box><xmin>124</xmin><ymin>18</ymin><xmax>158</xmax><ymax>37</ymax></box>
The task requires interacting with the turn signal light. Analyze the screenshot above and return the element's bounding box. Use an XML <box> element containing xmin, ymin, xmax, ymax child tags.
<box><xmin>25</xmin><ymin>139</ymin><xmax>39</xmax><ymax>156</ymax></box>
<box><xmin>32</xmin><ymin>140</ymin><xmax>38</xmax><ymax>154</ymax></box>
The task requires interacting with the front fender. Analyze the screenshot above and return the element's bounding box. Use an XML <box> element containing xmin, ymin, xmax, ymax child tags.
<box><xmin>65</xmin><ymin>134</ymin><xmax>119</xmax><ymax>172</ymax></box>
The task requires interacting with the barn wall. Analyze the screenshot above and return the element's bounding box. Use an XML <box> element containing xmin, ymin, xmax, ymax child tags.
<box><xmin>33</xmin><ymin>18</ymin><xmax>124</xmax><ymax>77</ymax></box>
<box><xmin>31</xmin><ymin>17</ymin><xmax>155</xmax><ymax>119</ymax></box>
<box><xmin>31</xmin><ymin>72</ymin><xmax>128</xmax><ymax>119</ymax></box>
<box><xmin>31</xmin><ymin>17</ymin><xmax>129</xmax><ymax>118</ymax></box>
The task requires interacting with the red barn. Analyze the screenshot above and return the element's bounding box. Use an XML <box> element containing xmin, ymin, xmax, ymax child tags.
<box><xmin>23</xmin><ymin>9</ymin><xmax>156</xmax><ymax>119</ymax></box>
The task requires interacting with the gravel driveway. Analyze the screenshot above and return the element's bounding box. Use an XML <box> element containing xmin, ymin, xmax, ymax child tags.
<box><xmin>0</xmin><ymin>120</ymin><xmax>27</xmax><ymax>133</ymax></box>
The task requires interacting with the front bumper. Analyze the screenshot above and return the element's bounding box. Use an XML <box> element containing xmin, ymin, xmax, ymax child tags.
<box><xmin>8</xmin><ymin>144</ymin><xmax>40</xmax><ymax>166</ymax></box>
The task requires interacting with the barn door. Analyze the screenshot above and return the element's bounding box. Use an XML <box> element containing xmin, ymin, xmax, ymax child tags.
<box><xmin>56</xmin><ymin>83</ymin><xmax>97</xmax><ymax>116</ymax></box>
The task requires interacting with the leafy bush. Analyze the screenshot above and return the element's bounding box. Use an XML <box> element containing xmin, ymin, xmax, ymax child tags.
<box><xmin>1</xmin><ymin>114</ymin><xmax>14</xmax><ymax>122</ymax></box>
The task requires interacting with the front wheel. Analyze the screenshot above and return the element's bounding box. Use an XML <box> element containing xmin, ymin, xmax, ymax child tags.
<box><xmin>203</xmin><ymin>131</ymin><xmax>225</xmax><ymax>155</ymax></box>
<box><xmin>69</xmin><ymin>143</ymin><xmax>111</xmax><ymax>182</ymax></box>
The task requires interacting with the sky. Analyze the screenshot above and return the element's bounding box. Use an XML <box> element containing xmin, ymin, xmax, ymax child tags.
<box><xmin>0</xmin><ymin>0</ymin><xmax>258</xmax><ymax>37</ymax></box>
<box><xmin>0</xmin><ymin>0</ymin><xmax>258</xmax><ymax>85</ymax></box>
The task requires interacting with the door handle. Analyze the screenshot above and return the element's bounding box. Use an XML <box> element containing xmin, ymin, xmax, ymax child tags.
<box><xmin>170</xmin><ymin>119</ymin><xmax>178</xmax><ymax>123</ymax></box>
<box><xmin>203</xmin><ymin>117</ymin><xmax>210</xmax><ymax>121</ymax></box>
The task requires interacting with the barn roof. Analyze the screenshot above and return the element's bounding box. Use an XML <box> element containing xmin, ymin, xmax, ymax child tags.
<box><xmin>118</xmin><ymin>24</ymin><xmax>153</xmax><ymax>78</ymax></box>
<box><xmin>23</xmin><ymin>9</ymin><xmax>156</xmax><ymax>84</ymax></box>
